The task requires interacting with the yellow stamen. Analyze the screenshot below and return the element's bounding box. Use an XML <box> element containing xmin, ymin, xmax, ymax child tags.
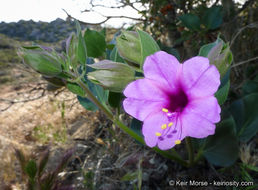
<box><xmin>175</xmin><ymin>140</ymin><xmax>181</xmax><ymax>145</ymax></box>
<box><xmin>155</xmin><ymin>132</ymin><xmax>162</xmax><ymax>136</ymax></box>
<box><xmin>161</xmin><ymin>124</ymin><xmax>167</xmax><ymax>129</ymax></box>
<box><xmin>168</xmin><ymin>122</ymin><xmax>173</xmax><ymax>127</ymax></box>
<box><xmin>162</xmin><ymin>108</ymin><xmax>168</xmax><ymax>113</ymax></box>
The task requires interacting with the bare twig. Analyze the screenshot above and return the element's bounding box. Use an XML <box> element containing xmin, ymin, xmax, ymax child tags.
<box><xmin>230</xmin><ymin>22</ymin><xmax>258</xmax><ymax>47</ymax></box>
<box><xmin>232</xmin><ymin>56</ymin><xmax>258</xmax><ymax>68</ymax></box>
<box><xmin>62</xmin><ymin>8</ymin><xmax>144</xmax><ymax>26</ymax></box>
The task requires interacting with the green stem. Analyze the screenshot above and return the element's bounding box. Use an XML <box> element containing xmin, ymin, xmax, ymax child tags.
<box><xmin>193</xmin><ymin>148</ymin><xmax>203</xmax><ymax>165</ymax></box>
<box><xmin>77</xmin><ymin>79</ymin><xmax>113</xmax><ymax>119</ymax></box>
<box><xmin>186</xmin><ymin>137</ymin><xmax>194</xmax><ymax>167</ymax></box>
<box><xmin>77</xmin><ymin>79</ymin><xmax>187</xmax><ymax>166</ymax></box>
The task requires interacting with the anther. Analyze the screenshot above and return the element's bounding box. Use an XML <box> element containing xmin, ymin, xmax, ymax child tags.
<box><xmin>155</xmin><ymin>132</ymin><xmax>162</xmax><ymax>136</ymax></box>
<box><xmin>168</xmin><ymin>122</ymin><xmax>173</xmax><ymax>127</ymax></box>
<box><xmin>162</xmin><ymin>108</ymin><xmax>168</xmax><ymax>113</ymax></box>
<box><xmin>161</xmin><ymin>124</ymin><xmax>167</xmax><ymax>129</ymax></box>
<box><xmin>175</xmin><ymin>140</ymin><xmax>181</xmax><ymax>144</ymax></box>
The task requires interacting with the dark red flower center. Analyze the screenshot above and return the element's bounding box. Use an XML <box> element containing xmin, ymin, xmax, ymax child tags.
<box><xmin>166</xmin><ymin>87</ymin><xmax>188</xmax><ymax>113</ymax></box>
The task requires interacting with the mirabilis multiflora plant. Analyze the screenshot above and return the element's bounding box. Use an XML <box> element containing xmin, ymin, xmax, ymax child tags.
<box><xmin>18</xmin><ymin>22</ymin><xmax>258</xmax><ymax>168</ymax></box>
<box><xmin>123</xmin><ymin>51</ymin><xmax>221</xmax><ymax>150</ymax></box>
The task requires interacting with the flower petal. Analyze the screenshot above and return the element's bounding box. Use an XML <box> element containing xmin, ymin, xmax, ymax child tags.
<box><xmin>181</xmin><ymin>111</ymin><xmax>216</xmax><ymax>138</ymax></box>
<box><xmin>123</xmin><ymin>78</ymin><xmax>167</xmax><ymax>101</ymax></box>
<box><xmin>181</xmin><ymin>56</ymin><xmax>220</xmax><ymax>98</ymax></box>
<box><xmin>143</xmin><ymin>51</ymin><xmax>181</xmax><ymax>90</ymax></box>
<box><xmin>186</xmin><ymin>96</ymin><xmax>221</xmax><ymax>123</ymax></box>
<box><xmin>188</xmin><ymin>65</ymin><xmax>220</xmax><ymax>98</ymax></box>
<box><xmin>142</xmin><ymin>111</ymin><xmax>168</xmax><ymax>147</ymax></box>
<box><xmin>157</xmin><ymin>118</ymin><xmax>186</xmax><ymax>150</ymax></box>
<box><xmin>142</xmin><ymin>111</ymin><xmax>186</xmax><ymax>150</ymax></box>
<box><xmin>123</xmin><ymin>98</ymin><xmax>164</xmax><ymax>121</ymax></box>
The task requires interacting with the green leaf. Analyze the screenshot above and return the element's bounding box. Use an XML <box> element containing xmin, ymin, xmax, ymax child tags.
<box><xmin>19</xmin><ymin>49</ymin><xmax>62</xmax><ymax>76</ymax></box>
<box><xmin>108</xmin><ymin>91</ymin><xmax>122</xmax><ymax>108</ymax></box>
<box><xmin>77</xmin><ymin>31</ymin><xmax>87</xmax><ymax>65</ymax></box>
<box><xmin>77</xmin><ymin>96</ymin><xmax>98</xmax><ymax>111</ymax></box>
<box><xmin>202</xmin><ymin>6</ymin><xmax>223</xmax><ymax>30</ymax></box>
<box><xmin>25</xmin><ymin>160</ymin><xmax>38</xmax><ymax>179</ymax></box>
<box><xmin>84</xmin><ymin>29</ymin><xmax>106</xmax><ymax>58</ymax></box>
<box><xmin>215</xmin><ymin>79</ymin><xmax>230</xmax><ymax>105</ymax></box>
<box><xmin>161</xmin><ymin>46</ymin><xmax>180</xmax><ymax>60</ymax></box>
<box><xmin>242</xmin><ymin>80</ymin><xmax>258</xmax><ymax>95</ymax></box>
<box><xmin>130</xmin><ymin>118</ymin><xmax>143</xmax><ymax>138</ymax></box>
<box><xmin>178</xmin><ymin>13</ymin><xmax>201</xmax><ymax>31</ymax></box>
<box><xmin>38</xmin><ymin>149</ymin><xmax>50</xmax><ymax>177</ymax></box>
<box><xmin>229</xmin><ymin>93</ymin><xmax>258</xmax><ymax>142</ymax></box>
<box><xmin>137</xmin><ymin>29</ymin><xmax>160</xmax><ymax>69</ymax></box>
<box><xmin>110</xmin><ymin>47</ymin><xmax>125</xmax><ymax>63</ymax></box>
<box><xmin>121</xmin><ymin>171</ymin><xmax>138</xmax><ymax>181</ymax></box>
<box><xmin>77</xmin><ymin>81</ymin><xmax>108</xmax><ymax>112</ymax></box>
<box><xmin>203</xmin><ymin>117</ymin><xmax>239</xmax><ymax>167</ymax></box>
<box><xmin>67</xmin><ymin>82</ymin><xmax>85</xmax><ymax>97</ymax></box>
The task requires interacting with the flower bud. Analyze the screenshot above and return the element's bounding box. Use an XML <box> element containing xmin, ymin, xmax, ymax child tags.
<box><xmin>18</xmin><ymin>47</ymin><xmax>62</xmax><ymax>76</ymax></box>
<box><xmin>208</xmin><ymin>42</ymin><xmax>233</xmax><ymax>77</ymax></box>
<box><xmin>87</xmin><ymin>60</ymin><xmax>135</xmax><ymax>92</ymax></box>
<box><xmin>116</xmin><ymin>31</ymin><xmax>142</xmax><ymax>65</ymax></box>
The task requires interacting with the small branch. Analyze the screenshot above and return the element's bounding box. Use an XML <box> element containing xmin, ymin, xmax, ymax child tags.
<box><xmin>63</xmin><ymin>8</ymin><xmax>144</xmax><ymax>26</ymax></box>
<box><xmin>232</xmin><ymin>56</ymin><xmax>258</xmax><ymax>68</ymax></box>
<box><xmin>230</xmin><ymin>22</ymin><xmax>258</xmax><ymax>47</ymax></box>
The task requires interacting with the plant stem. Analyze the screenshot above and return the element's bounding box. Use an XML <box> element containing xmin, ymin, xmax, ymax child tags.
<box><xmin>186</xmin><ymin>137</ymin><xmax>194</xmax><ymax>167</ymax></box>
<box><xmin>193</xmin><ymin>148</ymin><xmax>203</xmax><ymax>165</ymax></box>
<box><xmin>77</xmin><ymin>79</ymin><xmax>113</xmax><ymax>119</ymax></box>
<box><xmin>77</xmin><ymin>79</ymin><xmax>187</xmax><ymax>166</ymax></box>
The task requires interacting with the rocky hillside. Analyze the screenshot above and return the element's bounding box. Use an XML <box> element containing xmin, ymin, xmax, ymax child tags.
<box><xmin>0</xmin><ymin>18</ymin><xmax>81</xmax><ymax>42</ymax></box>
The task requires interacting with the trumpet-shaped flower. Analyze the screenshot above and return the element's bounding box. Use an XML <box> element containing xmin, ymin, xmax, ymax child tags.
<box><xmin>123</xmin><ymin>51</ymin><xmax>221</xmax><ymax>150</ymax></box>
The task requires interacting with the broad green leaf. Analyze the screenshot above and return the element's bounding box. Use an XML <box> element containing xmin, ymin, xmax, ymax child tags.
<box><xmin>77</xmin><ymin>96</ymin><xmax>98</xmax><ymax>111</ymax></box>
<box><xmin>178</xmin><ymin>13</ymin><xmax>201</xmax><ymax>31</ymax></box>
<box><xmin>77</xmin><ymin>31</ymin><xmax>87</xmax><ymax>65</ymax></box>
<box><xmin>202</xmin><ymin>6</ymin><xmax>223</xmax><ymax>30</ymax></box>
<box><xmin>215</xmin><ymin>79</ymin><xmax>230</xmax><ymax>105</ymax></box>
<box><xmin>77</xmin><ymin>81</ymin><xmax>108</xmax><ymax>112</ymax></box>
<box><xmin>25</xmin><ymin>160</ymin><xmax>38</xmax><ymax>179</ymax></box>
<box><xmin>203</xmin><ymin>117</ymin><xmax>239</xmax><ymax>167</ymax></box>
<box><xmin>67</xmin><ymin>82</ymin><xmax>85</xmax><ymax>97</ymax></box>
<box><xmin>137</xmin><ymin>29</ymin><xmax>160</xmax><ymax>69</ymax></box>
<box><xmin>84</xmin><ymin>29</ymin><xmax>106</xmax><ymax>58</ymax></box>
<box><xmin>242</xmin><ymin>80</ymin><xmax>258</xmax><ymax>95</ymax></box>
<box><xmin>229</xmin><ymin>93</ymin><xmax>258</xmax><ymax>142</ymax></box>
<box><xmin>161</xmin><ymin>46</ymin><xmax>180</xmax><ymax>60</ymax></box>
<box><xmin>108</xmin><ymin>91</ymin><xmax>122</xmax><ymax>108</ymax></box>
<box><xmin>130</xmin><ymin>118</ymin><xmax>143</xmax><ymax>138</ymax></box>
<box><xmin>110</xmin><ymin>47</ymin><xmax>125</xmax><ymax>63</ymax></box>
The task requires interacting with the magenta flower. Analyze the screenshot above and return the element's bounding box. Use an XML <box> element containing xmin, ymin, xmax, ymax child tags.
<box><xmin>123</xmin><ymin>51</ymin><xmax>221</xmax><ymax>150</ymax></box>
